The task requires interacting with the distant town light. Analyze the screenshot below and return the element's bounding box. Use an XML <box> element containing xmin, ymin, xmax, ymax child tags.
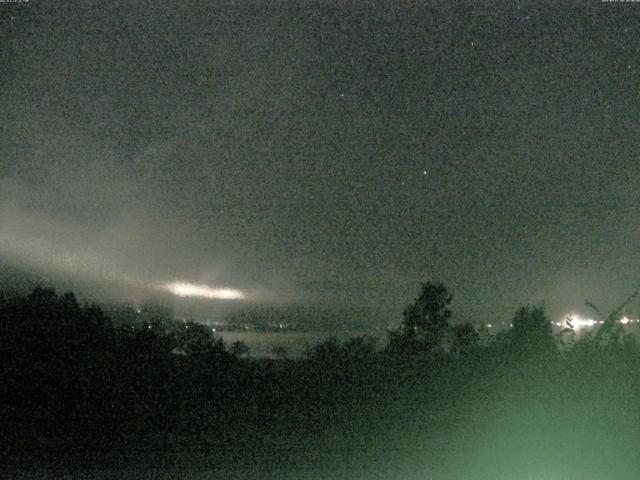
<box><xmin>561</xmin><ymin>312</ymin><xmax>638</xmax><ymax>330</ymax></box>
<box><xmin>568</xmin><ymin>314</ymin><xmax>596</xmax><ymax>329</ymax></box>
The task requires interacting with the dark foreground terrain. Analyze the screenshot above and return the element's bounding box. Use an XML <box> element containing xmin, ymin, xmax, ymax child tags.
<box><xmin>2</xmin><ymin>287</ymin><xmax>640</xmax><ymax>479</ymax></box>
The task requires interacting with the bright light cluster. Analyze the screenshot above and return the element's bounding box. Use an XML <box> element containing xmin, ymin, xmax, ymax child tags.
<box><xmin>164</xmin><ymin>281</ymin><xmax>246</xmax><ymax>300</ymax></box>
<box><xmin>558</xmin><ymin>313</ymin><xmax>640</xmax><ymax>330</ymax></box>
<box><xmin>565</xmin><ymin>313</ymin><xmax>598</xmax><ymax>330</ymax></box>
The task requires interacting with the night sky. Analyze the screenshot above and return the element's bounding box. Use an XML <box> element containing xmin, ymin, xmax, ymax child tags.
<box><xmin>2</xmin><ymin>1</ymin><xmax>640</xmax><ymax>326</ymax></box>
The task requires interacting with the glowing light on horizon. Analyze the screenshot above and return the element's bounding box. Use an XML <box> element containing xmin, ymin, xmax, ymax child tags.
<box><xmin>559</xmin><ymin>312</ymin><xmax>640</xmax><ymax>330</ymax></box>
<box><xmin>164</xmin><ymin>281</ymin><xmax>246</xmax><ymax>300</ymax></box>
<box><xmin>565</xmin><ymin>313</ymin><xmax>597</xmax><ymax>330</ymax></box>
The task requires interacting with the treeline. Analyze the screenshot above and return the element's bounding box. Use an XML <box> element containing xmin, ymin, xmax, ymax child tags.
<box><xmin>2</xmin><ymin>282</ymin><xmax>640</xmax><ymax>476</ymax></box>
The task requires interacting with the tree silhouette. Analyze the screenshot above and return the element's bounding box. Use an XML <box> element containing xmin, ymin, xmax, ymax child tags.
<box><xmin>449</xmin><ymin>323</ymin><xmax>479</xmax><ymax>357</ymax></box>
<box><xmin>177</xmin><ymin>320</ymin><xmax>227</xmax><ymax>359</ymax></box>
<box><xmin>393</xmin><ymin>281</ymin><xmax>453</xmax><ymax>353</ymax></box>
<box><xmin>506</xmin><ymin>305</ymin><xmax>556</xmax><ymax>356</ymax></box>
<box><xmin>230</xmin><ymin>340</ymin><xmax>250</xmax><ymax>358</ymax></box>
<box><xmin>593</xmin><ymin>291</ymin><xmax>638</xmax><ymax>348</ymax></box>
<box><xmin>271</xmin><ymin>345</ymin><xmax>289</xmax><ymax>360</ymax></box>
<box><xmin>341</xmin><ymin>335</ymin><xmax>377</xmax><ymax>361</ymax></box>
<box><xmin>306</xmin><ymin>336</ymin><xmax>341</xmax><ymax>363</ymax></box>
